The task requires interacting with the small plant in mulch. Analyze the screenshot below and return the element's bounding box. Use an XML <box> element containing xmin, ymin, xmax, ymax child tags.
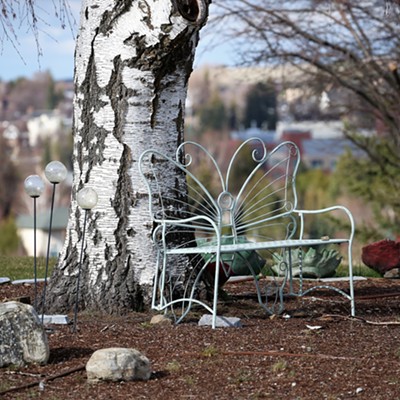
<box><xmin>201</xmin><ymin>345</ymin><xmax>219</xmax><ymax>357</ymax></box>
<box><xmin>165</xmin><ymin>360</ymin><xmax>181</xmax><ymax>372</ymax></box>
<box><xmin>271</xmin><ymin>359</ymin><xmax>288</xmax><ymax>374</ymax></box>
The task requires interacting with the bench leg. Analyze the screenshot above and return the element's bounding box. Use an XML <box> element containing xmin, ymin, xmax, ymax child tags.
<box><xmin>211</xmin><ymin>252</ymin><xmax>221</xmax><ymax>329</ymax></box>
<box><xmin>348</xmin><ymin>246</ymin><xmax>356</xmax><ymax>317</ymax></box>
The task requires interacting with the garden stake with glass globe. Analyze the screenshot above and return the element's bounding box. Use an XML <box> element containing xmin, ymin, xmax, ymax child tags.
<box><xmin>72</xmin><ymin>187</ymin><xmax>98</xmax><ymax>333</ymax></box>
<box><xmin>41</xmin><ymin>161</ymin><xmax>68</xmax><ymax>323</ymax></box>
<box><xmin>24</xmin><ymin>175</ymin><xmax>45</xmax><ymax>310</ymax></box>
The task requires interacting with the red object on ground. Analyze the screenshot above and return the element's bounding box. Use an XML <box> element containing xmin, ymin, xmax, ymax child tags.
<box><xmin>205</xmin><ymin>262</ymin><xmax>233</xmax><ymax>286</ymax></box>
<box><xmin>362</xmin><ymin>239</ymin><xmax>400</xmax><ymax>274</ymax></box>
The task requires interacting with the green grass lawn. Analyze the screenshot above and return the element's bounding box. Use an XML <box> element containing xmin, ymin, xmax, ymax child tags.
<box><xmin>335</xmin><ymin>263</ymin><xmax>381</xmax><ymax>278</ymax></box>
<box><xmin>0</xmin><ymin>255</ymin><xmax>380</xmax><ymax>281</ymax></box>
<box><xmin>0</xmin><ymin>256</ymin><xmax>56</xmax><ymax>281</ymax></box>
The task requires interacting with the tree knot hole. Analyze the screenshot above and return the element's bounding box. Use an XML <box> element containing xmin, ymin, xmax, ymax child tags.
<box><xmin>176</xmin><ymin>0</ymin><xmax>205</xmax><ymax>24</ymax></box>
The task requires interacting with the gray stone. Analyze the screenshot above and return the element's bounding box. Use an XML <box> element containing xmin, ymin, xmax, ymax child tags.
<box><xmin>86</xmin><ymin>348</ymin><xmax>151</xmax><ymax>382</ymax></box>
<box><xmin>0</xmin><ymin>277</ymin><xmax>11</xmax><ymax>284</ymax></box>
<box><xmin>0</xmin><ymin>301</ymin><xmax>49</xmax><ymax>367</ymax></box>
<box><xmin>198</xmin><ymin>314</ymin><xmax>242</xmax><ymax>328</ymax></box>
<box><xmin>384</xmin><ymin>268</ymin><xmax>400</xmax><ymax>279</ymax></box>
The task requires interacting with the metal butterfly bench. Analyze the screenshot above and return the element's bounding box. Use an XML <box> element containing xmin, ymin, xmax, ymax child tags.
<box><xmin>139</xmin><ymin>138</ymin><xmax>355</xmax><ymax>328</ymax></box>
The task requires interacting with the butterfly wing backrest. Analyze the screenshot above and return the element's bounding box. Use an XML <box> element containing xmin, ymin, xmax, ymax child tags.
<box><xmin>226</xmin><ymin>139</ymin><xmax>300</xmax><ymax>243</ymax></box>
<box><xmin>139</xmin><ymin>143</ymin><xmax>223</xmax><ymax>248</ymax></box>
<box><xmin>178</xmin><ymin>141</ymin><xmax>225</xmax><ymax>243</ymax></box>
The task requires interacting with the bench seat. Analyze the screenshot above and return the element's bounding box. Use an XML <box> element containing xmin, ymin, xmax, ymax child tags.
<box><xmin>167</xmin><ymin>238</ymin><xmax>349</xmax><ymax>255</ymax></box>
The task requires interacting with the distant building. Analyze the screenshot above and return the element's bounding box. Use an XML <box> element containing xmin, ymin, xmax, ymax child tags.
<box><xmin>301</xmin><ymin>138</ymin><xmax>360</xmax><ymax>171</ymax></box>
<box><xmin>231</xmin><ymin>123</ymin><xmax>276</xmax><ymax>148</ymax></box>
<box><xmin>0</xmin><ymin>120</ymin><xmax>30</xmax><ymax>160</ymax></box>
<box><xmin>26</xmin><ymin>111</ymin><xmax>64</xmax><ymax>146</ymax></box>
<box><xmin>230</xmin><ymin>120</ymin><xmax>363</xmax><ymax>173</ymax></box>
<box><xmin>277</xmin><ymin>120</ymin><xmax>346</xmax><ymax>139</ymax></box>
<box><xmin>16</xmin><ymin>207</ymin><xmax>69</xmax><ymax>257</ymax></box>
<box><xmin>280</xmin><ymin>130</ymin><xmax>312</xmax><ymax>153</ymax></box>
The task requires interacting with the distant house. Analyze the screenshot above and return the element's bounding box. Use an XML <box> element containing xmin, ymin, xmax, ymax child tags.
<box><xmin>26</xmin><ymin>111</ymin><xmax>64</xmax><ymax>147</ymax></box>
<box><xmin>230</xmin><ymin>124</ymin><xmax>276</xmax><ymax>151</ymax></box>
<box><xmin>230</xmin><ymin>121</ymin><xmax>364</xmax><ymax>173</ymax></box>
<box><xmin>16</xmin><ymin>207</ymin><xmax>69</xmax><ymax>257</ymax></box>
<box><xmin>0</xmin><ymin>120</ymin><xmax>30</xmax><ymax>160</ymax></box>
<box><xmin>280</xmin><ymin>129</ymin><xmax>312</xmax><ymax>154</ymax></box>
<box><xmin>301</xmin><ymin>138</ymin><xmax>361</xmax><ymax>172</ymax></box>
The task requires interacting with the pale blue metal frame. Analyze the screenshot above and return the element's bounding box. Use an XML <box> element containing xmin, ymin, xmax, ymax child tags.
<box><xmin>139</xmin><ymin>138</ymin><xmax>355</xmax><ymax>328</ymax></box>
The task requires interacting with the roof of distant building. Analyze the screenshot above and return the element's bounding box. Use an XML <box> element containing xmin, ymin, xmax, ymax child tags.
<box><xmin>301</xmin><ymin>138</ymin><xmax>362</xmax><ymax>158</ymax></box>
<box><xmin>231</xmin><ymin>126</ymin><xmax>276</xmax><ymax>144</ymax></box>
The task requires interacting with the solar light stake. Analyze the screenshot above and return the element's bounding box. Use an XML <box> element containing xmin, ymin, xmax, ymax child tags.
<box><xmin>41</xmin><ymin>161</ymin><xmax>67</xmax><ymax>323</ymax></box>
<box><xmin>24</xmin><ymin>175</ymin><xmax>45</xmax><ymax>310</ymax></box>
<box><xmin>72</xmin><ymin>187</ymin><xmax>98</xmax><ymax>333</ymax></box>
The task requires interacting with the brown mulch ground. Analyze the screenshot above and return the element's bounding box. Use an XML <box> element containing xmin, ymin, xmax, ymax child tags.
<box><xmin>1</xmin><ymin>278</ymin><xmax>400</xmax><ymax>399</ymax></box>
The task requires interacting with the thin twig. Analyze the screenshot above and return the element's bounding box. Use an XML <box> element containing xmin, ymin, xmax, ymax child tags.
<box><xmin>180</xmin><ymin>349</ymin><xmax>355</xmax><ymax>361</ymax></box>
<box><xmin>321</xmin><ymin>314</ymin><xmax>400</xmax><ymax>326</ymax></box>
<box><xmin>0</xmin><ymin>364</ymin><xmax>86</xmax><ymax>396</ymax></box>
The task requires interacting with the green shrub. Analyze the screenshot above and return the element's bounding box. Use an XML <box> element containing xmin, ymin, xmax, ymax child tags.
<box><xmin>0</xmin><ymin>216</ymin><xmax>19</xmax><ymax>255</ymax></box>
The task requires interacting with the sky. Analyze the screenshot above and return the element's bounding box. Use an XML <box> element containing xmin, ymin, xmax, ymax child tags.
<box><xmin>0</xmin><ymin>1</ymin><xmax>237</xmax><ymax>82</ymax></box>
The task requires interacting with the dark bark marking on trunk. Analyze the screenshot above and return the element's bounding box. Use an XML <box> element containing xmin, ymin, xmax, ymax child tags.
<box><xmin>77</xmin><ymin>27</ymin><xmax>107</xmax><ymax>181</ymax></box>
<box><xmin>139</xmin><ymin>0</ymin><xmax>154</xmax><ymax>30</ymax></box>
<box><xmin>98</xmin><ymin>1</ymin><xmax>133</xmax><ymax>35</ymax></box>
<box><xmin>106</xmin><ymin>55</ymin><xmax>129</xmax><ymax>142</ymax></box>
<box><xmin>112</xmin><ymin>147</ymin><xmax>134</xmax><ymax>254</ymax></box>
<box><xmin>90</xmin><ymin>210</ymin><xmax>102</xmax><ymax>246</ymax></box>
<box><xmin>45</xmin><ymin>230</ymin><xmax>80</xmax><ymax>313</ymax></box>
<box><xmin>174</xmin><ymin>100</ymin><xmax>184</xmax><ymax>142</ymax></box>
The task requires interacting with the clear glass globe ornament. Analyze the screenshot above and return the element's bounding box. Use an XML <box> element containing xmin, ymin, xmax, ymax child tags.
<box><xmin>24</xmin><ymin>175</ymin><xmax>45</xmax><ymax>198</ymax></box>
<box><xmin>77</xmin><ymin>187</ymin><xmax>98</xmax><ymax>210</ymax></box>
<box><xmin>45</xmin><ymin>161</ymin><xmax>68</xmax><ymax>184</ymax></box>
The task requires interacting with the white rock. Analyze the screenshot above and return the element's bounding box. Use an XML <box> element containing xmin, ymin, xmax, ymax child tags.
<box><xmin>306</xmin><ymin>325</ymin><xmax>323</xmax><ymax>330</ymax></box>
<box><xmin>198</xmin><ymin>315</ymin><xmax>242</xmax><ymax>328</ymax></box>
<box><xmin>86</xmin><ymin>348</ymin><xmax>151</xmax><ymax>382</ymax></box>
<box><xmin>41</xmin><ymin>314</ymin><xmax>70</xmax><ymax>325</ymax></box>
<box><xmin>0</xmin><ymin>277</ymin><xmax>11</xmax><ymax>284</ymax></box>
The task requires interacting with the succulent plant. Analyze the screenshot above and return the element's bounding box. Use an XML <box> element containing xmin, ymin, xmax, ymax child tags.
<box><xmin>271</xmin><ymin>247</ymin><xmax>342</xmax><ymax>279</ymax></box>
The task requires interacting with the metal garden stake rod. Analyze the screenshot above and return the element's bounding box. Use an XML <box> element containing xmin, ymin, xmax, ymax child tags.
<box><xmin>41</xmin><ymin>161</ymin><xmax>68</xmax><ymax>324</ymax></box>
<box><xmin>24</xmin><ymin>175</ymin><xmax>45</xmax><ymax>310</ymax></box>
<box><xmin>72</xmin><ymin>187</ymin><xmax>98</xmax><ymax>333</ymax></box>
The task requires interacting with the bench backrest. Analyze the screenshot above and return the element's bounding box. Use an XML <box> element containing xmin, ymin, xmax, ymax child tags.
<box><xmin>139</xmin><ymin>138</ymin><xmax>300</xmax><ymax>246</ymax></box>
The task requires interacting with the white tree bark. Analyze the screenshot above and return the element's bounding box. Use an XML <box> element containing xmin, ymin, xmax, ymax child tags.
<box><xmin>47</xmin><ymin>0</ymin><xmax>210</xmax><ymax>313</ymax></box>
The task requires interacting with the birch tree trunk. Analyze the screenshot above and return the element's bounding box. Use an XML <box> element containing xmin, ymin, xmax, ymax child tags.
<box><xmin>46</xmin><ymin>0</ymin><xmax>210</xmax><ymax>314</ymax></box>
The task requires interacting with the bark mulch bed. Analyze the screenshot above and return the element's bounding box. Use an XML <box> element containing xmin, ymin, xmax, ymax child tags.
<box><xmin>1</xmin><ymin>278</ymin><xmax>400</xmax><ymax>399</ymax></box>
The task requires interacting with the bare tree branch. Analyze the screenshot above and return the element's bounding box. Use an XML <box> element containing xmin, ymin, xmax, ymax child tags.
<box><xmin>0</xmin><ymin>0</ymin><xmax>75</xmax><ymax>65</ymax></box>
<box><xmin>213</xmin><ymin>0</ymin><xmax>400</xmax><ymax>143</ymax></box>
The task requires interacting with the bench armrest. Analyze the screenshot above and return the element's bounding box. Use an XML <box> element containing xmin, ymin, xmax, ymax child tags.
<box><xmin>152</xmin><ymin>214</ymin><xmax>221</xmax><ymax>248</ymax></box>
<box><xmin>293</xmin><ymin>205</ymin><xmax>355</xmax><ymax>242</ymax></box>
